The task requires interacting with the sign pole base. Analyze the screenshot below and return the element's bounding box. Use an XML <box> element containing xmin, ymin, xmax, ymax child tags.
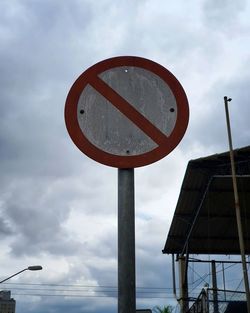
<box><xmin>118</xmin><ymin>168</ymin><xmax>136</xmax><ymax>313</ymax></box>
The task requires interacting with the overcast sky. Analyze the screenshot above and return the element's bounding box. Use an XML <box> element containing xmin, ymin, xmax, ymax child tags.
<box><xmin>0</xmin><ymin>1</ymin><xmax>250</xmax><ymax>312</ymax></box>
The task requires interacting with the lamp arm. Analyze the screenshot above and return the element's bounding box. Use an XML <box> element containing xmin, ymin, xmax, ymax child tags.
<box><xmin>0</xmin><ymin>268</ymin><xmax>27</xmax><ymax>284</ymax></box>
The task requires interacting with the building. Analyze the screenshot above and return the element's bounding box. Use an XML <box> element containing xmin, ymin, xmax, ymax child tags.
<box><xmin>0</xmin><ymin>290</ymin><xmax>16</xmax><ymax>313</ymax></box>
<box><xmin>163</xmin><ymin>146</ymin><xmax>250</xmax><ymax>313</ymax></box>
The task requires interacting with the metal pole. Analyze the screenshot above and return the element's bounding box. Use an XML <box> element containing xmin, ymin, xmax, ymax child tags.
<box><xmin>224</xmin><ymin>96</ymin><xmax>250</xmax><ymax>313</ymax></box>
<box><xmin>178</xmin><ymin>255</ymin><xmax>189</xmax><ymax>313</ymax></box>
<box><xmin>0</xmin><ymin>269</ymin><xmax>27</xmax><ymax>284</ymax></box>
<box><xmin>172</xmin><ymin>254</ymin><xmax>177</xmax><ymax>297</ymax></box>
<box><xmin>118</xmin><ymin>168</ymin><xmax>136</xmax><ymax>313</ymax></box>
<box><xmin>222</xmin><ymin>263</ymin><xmax>226</xmax><ymax>301</ymax></box>
<box><xmin>211</xmin><ymin>260</ymin><xmax>219</xmax><ymax>313</ymax></box>
<box><xmin>0</xmin><ymin>265</ymin><xmax>42</xmax><ymax>283</ymax></box>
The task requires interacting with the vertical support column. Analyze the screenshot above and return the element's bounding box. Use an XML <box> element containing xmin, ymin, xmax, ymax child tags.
<box><xmin>222</xmin><ymin>263</ymin><xmax>227</xmax><ymax>301</ymax></box>
<box><xmin>172</xmin><ymin>254</ymin><xmax>177</xmax><ymax>297</ymax></box>
<box><xmin>179</xmin><ymin>256</ymin><xmax>189</xmax><ymax>313</ymax></box>
<box><xmin>118</xmin><ymin>168</ymin><xmax>136</xmax><ymax>313</ymax></box>
<box><xmin>211</xmin><ymin>260</ymin><xmax>219</xmax><ymax>313</ymax></box>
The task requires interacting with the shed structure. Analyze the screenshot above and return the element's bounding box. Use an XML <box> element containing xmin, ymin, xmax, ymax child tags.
<box><xmin>162</xmin><ymin>146</ymin><xmax>250</xmax><ymax>313</ymax></box>
<box><xmin>163</xmin><ymin>145</ymin><xmax>250</xmax><ymax>256</ymax></box>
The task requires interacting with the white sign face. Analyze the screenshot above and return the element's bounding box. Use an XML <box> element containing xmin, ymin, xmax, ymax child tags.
<box><xmin>77</xmin><ymin>66</ymin><xmax>177</xmax><ymax>156</ymax></box>
<box><xmin>65</xmin><ymin>56</ymin><xmax>189</xmax><ymax>168</ymax></box>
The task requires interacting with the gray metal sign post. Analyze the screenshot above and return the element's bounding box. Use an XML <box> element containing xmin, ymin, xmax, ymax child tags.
<box><xmin>118</xmin><ymin>168</ymin><xmax>136</xmax><ymax>313</ymax></box>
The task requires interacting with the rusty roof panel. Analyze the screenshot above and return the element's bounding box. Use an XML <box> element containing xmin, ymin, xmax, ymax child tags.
<box><xmin>163</xmin><ymin>146</ymin><xmax>250</xmax><ymax>255</ymax></box>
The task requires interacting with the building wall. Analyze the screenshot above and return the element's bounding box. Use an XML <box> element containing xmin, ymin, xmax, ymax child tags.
<box><xmin>0</xmin><ymin>290</ymin><xmax>16</xmax><ymax>313</ymax></box>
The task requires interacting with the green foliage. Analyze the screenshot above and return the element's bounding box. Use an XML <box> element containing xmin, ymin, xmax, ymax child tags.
<box><xmin>152</xmin><ymin>305</ymin><xmax>174</xmax><ymax>313</ymax></box>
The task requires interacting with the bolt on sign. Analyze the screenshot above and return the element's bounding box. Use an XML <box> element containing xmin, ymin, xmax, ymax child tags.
<box><xmin>65</xmin><ymin>56</ymin><xmax>189</xmax><ymax>168</ymax></box>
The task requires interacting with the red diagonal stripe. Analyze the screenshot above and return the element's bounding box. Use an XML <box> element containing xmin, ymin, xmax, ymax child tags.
<box><xmin>89</xmin><ymin>76</ymin><xmax>169</xmax><ymax>146</ymax></box>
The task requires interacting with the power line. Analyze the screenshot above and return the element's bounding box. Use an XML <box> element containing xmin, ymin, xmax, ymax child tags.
<box><xmin>11</xmin><ymin>293</ymin><xmax>178</xmax><ymax>299</ymax></box>
<box><xmin>2</xmin><ymin>283</ymin><xmax>181</xmax><ymax>300</ymax></box>
<box><xmin>1</xmin><ymin>283</ymin><xmax>178</xmax><ymax>299</ymax></box>
<box><xmin>2</xmin><ymin>282</ymin><xmax>203</xmax><ymax>300</ymax></box>
<box><xmin>2</xmin><ymin>282</ymin><xmax>204</xmax><ymax>294</ymax></box>
<box><xmin>216</xmin><ymin>263</ymin><xmax>238</xmax><ymax>274</ymax></box>
<box><xmin>3</xmin><ymin>286</ymin><xmax>173</xmax><ymax>294</ymax></box>
<box><xmin>3</xmin><ymin>282</ymin><xmax>173</xmax><ymax>289</ymax></box>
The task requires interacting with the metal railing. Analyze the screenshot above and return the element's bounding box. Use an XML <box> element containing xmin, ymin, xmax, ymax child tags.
<box><xmin>187</xmin><ymin>288</ymin><xmax>247</xmax><ymax>313</ymax></box>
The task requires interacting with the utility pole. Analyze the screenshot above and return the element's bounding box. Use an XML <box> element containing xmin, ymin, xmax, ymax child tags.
<box><xmin>179</xmin><ymin>255</ymin><xmax>189</xmax><ymax>313</ymax></box>
<box><xmin>211</xmin><ymin>260</ymin><xmax>219</xmax><ymax>313</ymax></box>
<box><xmin>224</xmin><ymin>96</ymin><xmax>250</xmax><ymax>313</ymax></box>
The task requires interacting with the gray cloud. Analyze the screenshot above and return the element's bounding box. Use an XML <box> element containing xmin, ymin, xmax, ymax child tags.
<box><xmin>184</xmin><ymin>69</ymin><xmax>250</xmax><ymax>155</ymax></box>
<box><xmin>16</xmin><ymin>297</ymin><xmax>116</xmax><ymax>313</ymax></box>
<box><xmin>202</xmin><ymin>0</ymin><xmax>247</xmax><ymax>33</ymax></box>
<box><xmin>0</xmin><ymin>0</ymin><xmax>249</xmax><ymax>312</ymax></box>
<box><xmin>0</xmin><ymin>217</ymin><xmax>13</xmax><ymax>236</ymax></box>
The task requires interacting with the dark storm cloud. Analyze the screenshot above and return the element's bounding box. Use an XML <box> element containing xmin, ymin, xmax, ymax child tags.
<box><xmin>88</xmin><ymin>228</ymin><xmax>117</xmax><ymax>259</ymax></box>
<box><xmin>0</xmin><ymin>165</ymin><xmax>115</xmax><ymax>258</ymax></box>
<box><xmin>0</xmin><ymin>0</ymin><xmax>95</xmax><ymax>181</ymax></box>
<box><xmin>1</xmin><ymin>178</ymin><xmax>78</xmax><ymax>256</ymax></box>
<box><xmin>0</xmin><ymin>216</ymin><xmax>13</xmax><ymax>236</ymax></box>
<box><xmin>0</xmin><ymin>0</ymin><xmax>94</xmax><ymax>73</ymax></box>
<box><xmin>16</xmin><ymin>296</ymin><xmax>116</xmax><ymax>313</ymax></box>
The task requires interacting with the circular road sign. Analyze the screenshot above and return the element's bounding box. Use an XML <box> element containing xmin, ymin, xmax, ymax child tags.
<box><xmin>65</xmin><ymin>56</ymin><xmax>189</xmax><ymax>168</ymax></box>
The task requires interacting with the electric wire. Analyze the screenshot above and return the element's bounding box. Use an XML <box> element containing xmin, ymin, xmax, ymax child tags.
<box><xmin>11</xmin><ymin>293</ymin><xmax>178</xmax><ymax>299</ymax></box>
<box><xmin>188</xmin><ymin>264</ymin><xmax>210</xmax><ymax>293</ymax></box>
<box><xmin>2</xmin><ymin>282</ymin><xmax>172</xmax><ymax>289</ymax></box>
<box><xmin>215</xmin><ymin>262</ymin><xmax>238</xmax><ymax>273</ymax></box>
<box><xmin>2</xmin><ymin>286</ymin><xmax>173</xmax><ymax>294</ymax></box>
<box><xmin>1</xmin><ymin>282</ymin><xmax>179</xmax><ymax>299</ymax></box>
<box><xmin>1</xmin><ymin>282</ymin><xmax>202</xmax><ymax>299</ymax></box>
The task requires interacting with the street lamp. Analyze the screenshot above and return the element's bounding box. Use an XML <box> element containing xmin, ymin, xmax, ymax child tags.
<box><xmin>0</xmin><ymin>265</ymin><xmax>43</xmax><ymax>284</ymax></box>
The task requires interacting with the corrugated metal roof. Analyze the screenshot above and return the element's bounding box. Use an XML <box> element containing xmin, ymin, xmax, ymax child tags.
<box><xmin>162</xmin><ymin>145</ymin><xmax>250</xmax><ymax>255</ymax></box>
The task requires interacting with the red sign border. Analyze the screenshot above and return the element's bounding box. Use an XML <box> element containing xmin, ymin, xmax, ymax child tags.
<box><xmin>65</xmin><ymin>56</ymin><xmax>189</xmax><ymax>168</ymax></box>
